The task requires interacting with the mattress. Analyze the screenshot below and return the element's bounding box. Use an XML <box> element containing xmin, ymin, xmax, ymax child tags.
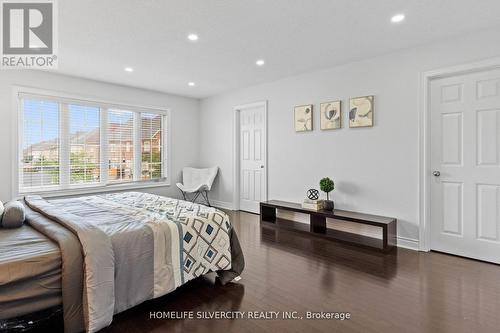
<box><xmin>0</xmin><ymin>224</ymin><xmax>62</xmax><ymax>319</ymax></box>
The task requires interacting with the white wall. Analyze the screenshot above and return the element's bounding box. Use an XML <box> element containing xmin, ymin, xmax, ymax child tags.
<box><xmin>199</xmin><ymin>26</ymin><xmax>500</xmax><ymax>244</ymax></box>
<box><xmin>0</xmin><ymin>71</ymin><xmax>200</xmax><ymax>202</ymax></box>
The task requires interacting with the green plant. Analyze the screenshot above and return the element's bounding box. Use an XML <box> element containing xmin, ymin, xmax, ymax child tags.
<box><xmin>319</xmin><ymin>177</ymin><xmax>335</xmax><ymax>201</ymax></box>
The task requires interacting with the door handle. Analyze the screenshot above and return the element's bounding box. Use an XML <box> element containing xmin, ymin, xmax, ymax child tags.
<box><xmin>433</xmin><ymin>171</ymin><xmax>441</xmax><ymax>177</ymax></box>
<box><xmin>260</xmin><ymin>165</ymin><xmax>265</xmax><ymax>169</ymax></box>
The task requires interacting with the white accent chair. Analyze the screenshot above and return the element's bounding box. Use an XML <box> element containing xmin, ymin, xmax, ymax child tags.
<box><xmin>176</xmin><ymin>167</ymin><xmax>219</xmax><ymax>206</ymax></box>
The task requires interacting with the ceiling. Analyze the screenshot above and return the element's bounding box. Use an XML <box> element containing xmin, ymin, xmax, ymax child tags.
<box><xmin>56</xmin><ymin>0</ymin><xmax>500</xmax><ymax>99</ymax></box>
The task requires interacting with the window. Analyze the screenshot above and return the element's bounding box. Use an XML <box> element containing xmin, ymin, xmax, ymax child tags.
<box><xmin>141</xmin><ymin>113</ymin><xmax>163</xmax><ymax>181</ymax></box>
<box><xmin>107</xmin><ymin>109</ymin><xmax>134</xmax><ymax>183</ymax></box>
<box><xmin>21</xmin><ymin>99</ymin><xmax>60</xmax><ymax>189</ymax></box>
<box><xmin>69</xmin><ymin>104</ymin><xmax>100</xmax><ymax>185</ymax></box>
<box><xmin>18</xmin><ymin>92</ymin><xmax>168</xmax><ymax>194</ymax></box>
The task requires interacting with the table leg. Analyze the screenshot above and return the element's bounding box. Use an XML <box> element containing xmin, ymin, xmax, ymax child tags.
<box><xmin>261</xmin><ymin>205</ymin><xmax>276</xmax><ymax>222</ymax></box>
<box><xmin>310</xmin><ymin>214</ymin><xmax>326</xmax><ymax>233</ymax></box>
<box><xmin>382</xmin><ymin>220</ymin><xmax>397</xmax><ymax>251</ymax></box>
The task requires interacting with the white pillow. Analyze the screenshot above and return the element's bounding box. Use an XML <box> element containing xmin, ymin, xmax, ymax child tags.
<box><xmin>0</xmin><ymin>201</ymin><xmax>4</xmax><ymax>220</ymax></box>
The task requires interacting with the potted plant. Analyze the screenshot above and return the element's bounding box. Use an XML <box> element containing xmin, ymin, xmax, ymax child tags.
<box><xmin>320</xmin><ymin>177</ymin><xmax>335</xmax><ymax>211</ymax></box>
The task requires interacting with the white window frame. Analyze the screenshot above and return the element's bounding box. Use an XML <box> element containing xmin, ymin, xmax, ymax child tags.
<box><xmin>12</xmin><ymin>86</ymin><xmax>172</xmax><ymax>198</ymax></box>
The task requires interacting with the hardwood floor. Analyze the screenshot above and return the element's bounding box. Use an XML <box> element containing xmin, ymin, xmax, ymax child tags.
<box><xmin>97</xmin><ymin>210</ymin><xmax>500</xmax><ymax>333</ymax></box>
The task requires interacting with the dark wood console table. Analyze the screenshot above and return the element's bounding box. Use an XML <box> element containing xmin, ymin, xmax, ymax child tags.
<box><xmin>260</xmin><ymin>200</ymin><xmax>397</xmax><ymax>252</ymax></box>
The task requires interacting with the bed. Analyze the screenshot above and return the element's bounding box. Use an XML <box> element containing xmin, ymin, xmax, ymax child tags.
<box><xmin>0</xmin><ymin>192</ymin><xmax>244</xmax><ymax>333</ymax></box>
<box><xmin>0</xmin><ymin>222</ymin><xmax>62</xmax><ymax>318</ymax></box>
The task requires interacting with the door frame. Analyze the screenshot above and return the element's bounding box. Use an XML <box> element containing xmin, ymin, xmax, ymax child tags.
<box><xmin>233</xmin><ymin>100</ymin><xmax>268</xmax><ymax>211</ymax></box>
<box><xmin>419</xmin><ymin>57</ymin><xmax>500</xmax><ymax>251</ymax></box>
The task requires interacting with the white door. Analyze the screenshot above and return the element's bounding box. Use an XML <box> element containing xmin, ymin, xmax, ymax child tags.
<box><xmin>239</xmin><ymin>103</ymin><xmax>267</xmax><ymax>213</ymax></box>
<box><xmin>430</xmin><ymin>68</ymin><xmax>500</xmax><ymax>263</ymax></box>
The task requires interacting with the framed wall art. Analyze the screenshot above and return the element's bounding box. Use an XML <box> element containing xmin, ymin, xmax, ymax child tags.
<box><xmin>294</xmin><ymin>104</ymin><xmax>313</xmax><ymax>132</ymax></box>
<box><xmin>320</xmin><ymin>100</ymin><xmax>341</xmax><ymax>130</ymax></box>
<box><xmin>349</xmin><ymin>95</ymin><xmax>374</xmax><ymax>128</ymax></box>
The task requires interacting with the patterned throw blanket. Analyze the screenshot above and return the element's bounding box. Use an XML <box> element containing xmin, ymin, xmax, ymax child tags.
<box><xmin>93</xmin><ymin>192</ymin><xmax>235</xmax><ymax>285</ymax></box>
<box><xmin>25</xmin><ymin>192</ymin><xmax>244</xmax><ymax>333</ymax></box>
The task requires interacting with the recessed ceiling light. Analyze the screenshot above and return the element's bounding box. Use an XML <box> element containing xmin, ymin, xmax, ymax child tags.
<box><xmin>391</xmin><ymin>14</ymin><xmax>405</xmax><ymax>23</ymax></box>
<box><xmin>256</xmin><ymin>59</ymin><xmax>265</xmax><ymax>66</ymax></box>
<box><xmin>188</xmin><ymin>82</ymin><xmax>196</xmax><ymax>87</ymax></box>
<box><xmin>124</xmin><ymin>67</ymin><xmax>134</xmax><ymax>72</ymax></box>
<box><xmin>187</xmin><ymin>34</ymin><xmax>199</xmax><ymax>41</ymax></box>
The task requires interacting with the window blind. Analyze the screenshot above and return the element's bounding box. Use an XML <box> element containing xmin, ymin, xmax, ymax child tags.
<box><xmin>18</xmin><ymin>92</ymin><xmax>167</xmax><ymax>194</ymax></box>
<box><xmin>21</xmin><ymin>99</ymin><xmax>60</xmax><ymax>190</ymax></box>
<box><xmin>68</xmin><ymin>104</ymin><xmax>101</xmax><ymax>184</ymax></box>
<box><xmin>141</xmin><ymin>113</ymin><xmax>163</xmax><ymax>180</ymax></box>
<box><xmin>107</xmin><ymin>109</ymin><xmax>135</xmax><ymax>183</ymax></box>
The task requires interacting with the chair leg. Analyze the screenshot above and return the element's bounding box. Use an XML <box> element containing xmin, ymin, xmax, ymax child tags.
<box><xmin>201</xmin><ymin>190</ymin><xmax>211</xmax><ymax>207</ymax></box>
<box><xmin>206</xmin><ymin>191</ymin><xmax>212</xmax><ymax>207</ymax></box>
<box><xmin>192</xmin><ymin>191</ymin><xmax>201</xmax><ymax>203</ymax></box>
<box><xmin>178</xmin><ymin>188</ymin><xmax>187</xmax><ymax>201</ymax></box>
<box><xmin>181</xmin><ymin>190</ymin><xmax>211</xmax><ymax>207</ymax></box>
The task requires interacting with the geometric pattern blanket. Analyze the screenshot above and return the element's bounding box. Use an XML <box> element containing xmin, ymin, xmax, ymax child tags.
<box><xmin>98</xmin><ymin>192</ymin><xmax>233</xmax><ymax>284</ymax></box>
<box><xmin>24</xmin><ymin>192</ymin><xmax>244</xmax><ymax>333</ymax></box>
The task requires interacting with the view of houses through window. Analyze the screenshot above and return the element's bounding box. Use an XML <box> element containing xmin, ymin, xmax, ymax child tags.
<box><xmin>69</xmin><ymin>104</ymin><xmax>101</xmax><ymax>184</ymax></box>
<box><xmin>20</xmin><ymin>96</ymin><xmax>165</xmax><ymax>193</ymax></box>
<box><xmin>22</xmin><ymin>100</ymin><xmax>60</xmax><ymax>188</ymax></box>
<box><xmin>108</xmin><ymin>109</ymin><xmax>134</xmax><ymax>183</ymax></box>
<box><xmin>141</xmin><ymin>113</ymin><xmax>163</xmax><ymax>180</ymax></box>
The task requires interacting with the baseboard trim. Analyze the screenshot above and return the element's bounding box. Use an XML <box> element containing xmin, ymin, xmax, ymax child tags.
<box><xmin>397</xmin><ymin>236</ymin><xmax>419</xmax><ymax>251</ymax></box>
<box><xmin>211</xmin><ymin>200</ymin><xmax>235</xmax><ymax>211</ymax></box>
